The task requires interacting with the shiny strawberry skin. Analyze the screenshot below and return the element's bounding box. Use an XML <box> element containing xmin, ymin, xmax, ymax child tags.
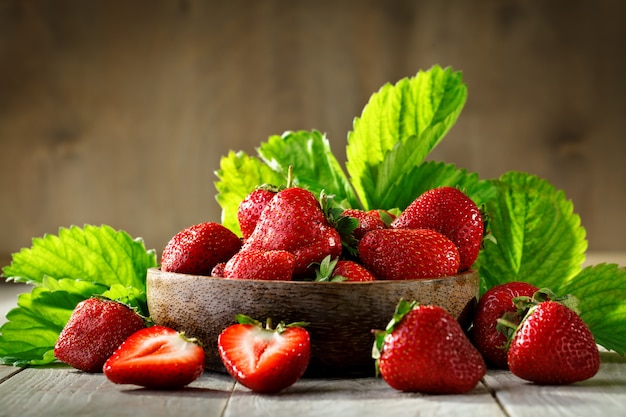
<box><xmin>507</xmin><ymin>301</ymin><xmax>600</xmax><ymax>385</ymax></box>
<box><xmin>391</xmin><ymin>186</ymin><xmax>483</xmax><ymax>271</ymax></box>
<box><xmin>332</xmin><ymin>260</ymin><xmax>376</xmax><ymax>281</ymax></box>
<box><xmin>242</xmin><ymin>187</ymin><xmax>342</xmax><ymax>279</ymax></box>
<box><xmin>238</xmin><ymin>189</ymin><xmax>276</xmax><ymax>240</ymax></box>
<box><xmin>103</xmin><ymin>326</ymin><xmax>205</xmax><ymax>389</ymax></box>
<box><xmin>54</xmin><ymin>297</ymin><xmax>146</xmax><ymax>373</ymax></box>
<box><xmin>223</xmin><ymin>249</ymin><xmax>296</xmax><ymax>281</ymax></box>
<box><xmin>342</xmin><ymin>209</ymin><xmax>386</xmax><ymax>241</ymax></box>
<box><xmin>161</xmin><ymin>222</ymin><xmax>242</xmax><ymax>275</ymax></box>
<box><xmin>358</xmin><ymin>228</ymin><xmax>460</xmax><ymax>280</ymax></box>
<box><xmin>471</xmin><ymin>281</ymin><xmax>539</xmax><ymax>369</ymax></box>
<box><xmin>378</xmin><ymin>304</ymin><xmax>486</xmax><ymax>394</ymax></box>
<box><xmin>217</xmin><ymin>320</ymin><xmax>311</xmax><ymax>393</ymax></box>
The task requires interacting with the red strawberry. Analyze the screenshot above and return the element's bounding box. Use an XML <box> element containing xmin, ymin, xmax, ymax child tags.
<box><xmin>237</xmin><ymin>187</ymin><xmax>278</xmax><ymax>240</ymax></box>
<box><xmin>368</xmin><ymin>209</ymin><xmax>397</xmax><ymax>226</ymax></box>
<box><xmin>103</xmin><ymin>325</ymin><xmax>205</xmax><ymax>389</ymax></box>
<box><xmin>373</xmin><ymin>300</ymin><xmax>486</xmax><ymax>394</ymax></box>
<box><xmin>54</xmin><ymin>297</ymin><xmax>146</xmax><ymax>373</ymax></box>
<box><xmin>506</xmin><ymin>298</ymin><xmax>600</xmax><ymax>385</ymax></box>
<box><xmin>241</xmin><ymin>187</ymin><xmax>342</xmax><ymax>279</ymax></box>
<box><xmin>161</xmin><ymin>222</ymin><xmax>242</xmax><ymax>275</ymax></box>
<box><xmin>470</xmin><ymin>281</ymin><xmax>539</xmax><ymax>368</ymax></box>
<box><xmin>391</xmin><ymin>186</ymin><xmax>484</xmax><ymax>271</ymax></box>
<box><xmin>341</xmin><ymin>209</ymin><xmax>386</xmax><ymax>241</ymax></box>
<box><xmin>315</xmin><ymin>256</ymin><xmax>376</xmax><ymax>282</ymax></box>
<box><xmin>223</xmin><ymin>249</ymin><xmax>296</xmax><ymax>281</ymax></box>
<box><xmin>211</xmin><ymin>262</ymin><xmax>226</xmax><ymax>277</ymax></box>
<box><xmin>358</xmin><ymin>228</ymin><xmax>460</xmax><ymax>280</ymax></box>
<box><xmin>218</xmin><ymin>315</ymin><xmax>310</xmax><ymax>393</ymax></box>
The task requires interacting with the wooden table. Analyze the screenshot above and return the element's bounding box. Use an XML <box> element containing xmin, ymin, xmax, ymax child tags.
<box><xmin>1</xmin><ymin>252</ymin><xmax>626</xmax><ymax>416</ymax></box>
<box><xmin>1</xmin><ymin>352</ymin><xmax>626</xmax><ymax>417</ymax></box>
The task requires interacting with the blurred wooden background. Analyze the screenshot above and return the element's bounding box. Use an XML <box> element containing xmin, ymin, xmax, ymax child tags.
<box><xmin>1</xmin><ymin>0</ymin><xmax>624</xmax><ymax>264</ymax></box>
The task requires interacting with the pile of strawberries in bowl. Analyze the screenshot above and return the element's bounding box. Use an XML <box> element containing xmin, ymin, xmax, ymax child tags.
<box><xmin>160</xmin><ymin>184</ymin><xmax>484</xmax><ymax>283</ymax></box>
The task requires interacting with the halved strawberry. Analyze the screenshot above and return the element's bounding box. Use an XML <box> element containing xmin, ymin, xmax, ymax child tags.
<box><xmin>103</xmin><ymin>326</ymin><xmax>205</xmax><ymax>390</ymax></box>
<box><xmin>217</xmin><ymin>315</ymin><xmax>310</xmax><ymax>393</ymax></box>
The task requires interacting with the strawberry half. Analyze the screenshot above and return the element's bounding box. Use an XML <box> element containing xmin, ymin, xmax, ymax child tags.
<box><xmin>391</xmin><ymin>186</ymin><xmax>484</xmax><ymax>271</ymax></box>
<box><xmin>218</xmin><ymin>315</ymin><xmax>311</xmax><ymax>393</ymax></box>
<box><xmin>373</xmin><ymin>300</ymin><xmax>486</xmax><ymax>394</ymax></box>
<box><xmin>103</xmin><ymin>325</ymin><xmax>205</xmax><ymax>390</ymax></box>
<box><xmin>54</xmin><ymin>297</ymin><xmax>147</xmax><ymax>373</ymax></box>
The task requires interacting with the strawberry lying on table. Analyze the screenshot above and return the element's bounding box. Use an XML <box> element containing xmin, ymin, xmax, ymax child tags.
<box><xmin>54</xmin><ymin>297</ymin><xmax>147</xmax><ymax>373</ymax></box>
<box><xmin>217</xmin><ymin>315</ymin><xmax>311</xmax><ymax>393</ymax></box>
<box><xmin>373</xmin><ymin>299</ymin><xmax>486</xmax><ymax>394</ymax></box>
<box><xmin>103</xmin><ymin>325</ymin><xmax>205</xmax><ymax>390</ymax></box>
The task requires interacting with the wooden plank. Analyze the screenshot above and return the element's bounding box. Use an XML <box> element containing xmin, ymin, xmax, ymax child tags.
<box><xmin>0</xmin><ymin>367</ymin><xmax>234</xmax><ymax>417</ymax></box>
<box><xmin>225</xmin><ymin>377</ymin><xmax>506</xmax><ymax>417</ymax></box>
<box><xmin>483</xmin><ymin>350</ymin><xmax>626</xmax><ymax>417</ymax></box>
<box><xmin>0</xmin><ymin>365</ymin><xmax>24</xmax><ymax>382</ymax></box>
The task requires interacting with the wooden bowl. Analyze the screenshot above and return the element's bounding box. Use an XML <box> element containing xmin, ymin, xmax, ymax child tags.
<box><xmin>146</xmin><ymin>267</ymin><xmax>479</xmax><ymax>377</ymax></box>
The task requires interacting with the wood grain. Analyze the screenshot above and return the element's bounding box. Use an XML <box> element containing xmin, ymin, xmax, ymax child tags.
<box><xmin>1</xmin><ymin>0</ymin><xmax>624</xmax><ymax>260</ymax></box>
<box><xmin>2</xmin><ymin>352</ymin><xmax>626</xmax><ymax>417</ymax></box>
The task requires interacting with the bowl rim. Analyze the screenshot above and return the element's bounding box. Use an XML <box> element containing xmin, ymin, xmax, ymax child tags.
<box><xmin>147</xmin><ymin>267</ymin><xmax>478</xmax><ymax>287</ymax></box>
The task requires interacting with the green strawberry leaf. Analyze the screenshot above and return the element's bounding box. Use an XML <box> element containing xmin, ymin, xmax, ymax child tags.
<box><xmin>214</xmin><ymin>150</ymin><xmax>285</xmax><ymax>235</ymax></box>
<box><xmin>258</xmin><ymin>130</ymin><xmax>360</xmax><ymax>209</ymax></box>
<box><xmin>560</xmin><ymin>263</ymin><xmax>626</xmax><ymax>355</ymax></box>
<box><xmin>476</xmin><ymin>171</ymin><xmax>587</xmax><ymax>294</ymax></box>
<box><xmin>0</xmin><ymin>225</ymin><xmax>158</xmax><ymax>366</ymax></box>
<box><xmin>346</xmin><ymin>65</ymin><xmax>467</xmax><ymax>210</ymax></box>
<box><xmin>372</xmin><ymin>159</ymin><xmax>496</xmax><ymax>212</ymax></box>
<box><xmin>3</xmin><ymin>225</ymin><xmax>157</xmax><ymax>291</ymax></box>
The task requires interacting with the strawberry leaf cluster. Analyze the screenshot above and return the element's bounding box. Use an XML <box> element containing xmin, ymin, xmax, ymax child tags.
<box><xmin>215</xmin><ymin>65</ymin><xmax>626</xmax><ymax>355</ymax></box>
<box><xmin>0</xmin><ymin>225</ymin><xmax>157</xmax><ymax>366</ymax></box>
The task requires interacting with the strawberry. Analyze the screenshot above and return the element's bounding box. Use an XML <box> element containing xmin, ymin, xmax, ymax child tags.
<box><xmin>373</xmin><ymin>300</ymin><xmax>486</xmax><ymax>394</ymax></box>
<box><xmin>506</xmin><ymin>297</ymin><xmax>600</xmax><ymax>385</ymax></box>
<box><xmin>211</xmin><ymin>262</ymin><xmax>226</xmax><ymax>277</ymax></box>
<box><xmin>217</xmin><ymin>315</ymin><xmax>310</xmax><ymax>393</ymax></box>
<box><xmin>391</xmin><ymin>186</ymin><xmax>484</xmax><ymax>271</ymax></box>
<box><xmin>470</xmin><ymin>281</ymin><xmax>539</xmax><ymax>369</ymax></box>
<box><xmin>223</xmin><ymin>249</ymin><xmax>296</xmax><ymax>281</ymax></box>
<box><xmin>54</xmin><ymin>297</ymin><xmax>147</xmax><ymax>373</ymax></box>
<box><xmin>241</xmin><ymin>187</ymin><xmax>342</xmax><ymax>279</ymax></box>
<box><xmin>341</xmin><ymin>209</ymin><xmax>386</xmax><ymax>241</ymax></box>
<box><xmin>368</xmin><ymin>209</ymin><xmax>397</xmax><ymax>226</ymax></box>
<box><xmin>358</xmin><ymin>228</ymin><xmax>460</xmax><ymax>280</ymax></box>
<box><xmin>161</xmin><ymin>222</ymin><xmax>242</xmax><ymax>275</ymax></box>
<box><xmin>237</xmin><ymin>187</ymin><xmax>279</xmax><ymax>240</ymax></box>
<box><xmin>103</xmin><ymin>325</ymin><xmax>205</xmax><ymax>389</ymax></box>
<box><xmin>315</xmin><ymin>256</ymin><xmax>376</xmax><ymax>282</ymax></box>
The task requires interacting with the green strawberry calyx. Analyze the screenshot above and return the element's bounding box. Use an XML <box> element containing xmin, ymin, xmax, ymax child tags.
<box><xmin>371</xmin><ymin>299</ymin><xmax>418</xmax><ymax>375</ymax></box>
<box><xmin>496</xmin><ymin>288</ymin><xmax>581</xmax><ymax>351</ymax></box>
<box><xmin>313</xmin><ymin>255</ymin><xmax>347</xmax><ymax>282</ymax></box>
